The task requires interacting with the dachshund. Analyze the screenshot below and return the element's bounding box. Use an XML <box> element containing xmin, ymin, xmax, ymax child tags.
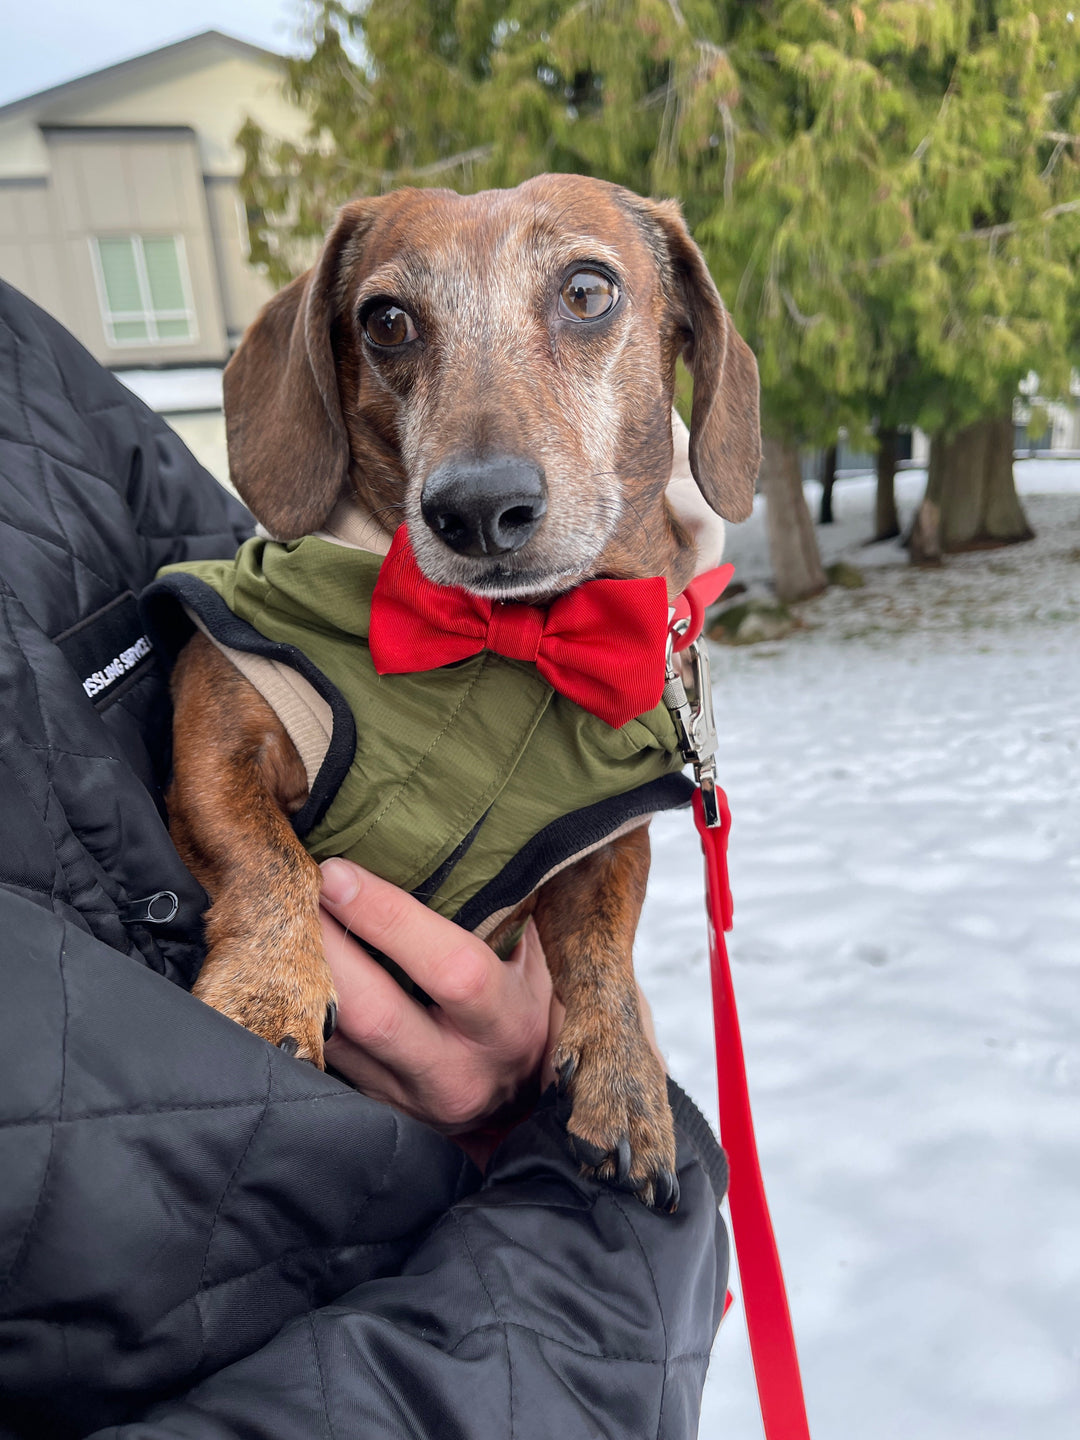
<box><xmin>164</xmin><ymin>175</ymin><xmax>760</xmax><ymax>1210</ymax></box>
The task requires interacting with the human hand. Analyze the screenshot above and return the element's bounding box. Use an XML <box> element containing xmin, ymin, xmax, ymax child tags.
<box><xmin>318</xmin><ymin>858</ymin><xmax>559</xmax><ymax>1166</ymax></box>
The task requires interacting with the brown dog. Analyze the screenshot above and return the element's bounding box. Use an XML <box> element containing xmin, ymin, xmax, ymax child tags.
<box><xmin>165</xmin><ymin>175</ymin><xmax>759</xmax><ymax>1210</ymax></box>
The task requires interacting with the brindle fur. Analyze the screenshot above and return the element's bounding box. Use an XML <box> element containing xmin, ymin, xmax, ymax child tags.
<box><xmin>169</xmin><ymin>175</ymin><xmax>760</xmax><ymax>1210</ymax></box>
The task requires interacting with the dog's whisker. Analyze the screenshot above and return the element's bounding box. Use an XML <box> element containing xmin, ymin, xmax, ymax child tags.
<box><xmin>618</xmin><ymin>494</ymin><xmax>651</xmax><ymax>549</ymax></box>
<box><xmin>356</xmin><ymin>499</ymin><xmax>410</xmax><ymax>534</ymax></box>
<box><xmin>364</xmin><ymin>499</ymin><xmax>408</xmax><ymax>526</ymax></box>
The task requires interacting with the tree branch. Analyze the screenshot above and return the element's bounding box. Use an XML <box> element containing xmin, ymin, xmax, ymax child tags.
<box><xmin>955</xmin><ymin>197</ymin><xmax>1080</xmax><ymax>242</ymax></box>
<box><xmin>781</xmin><ymin>287</ymin><xmax>824</xmax><ymax>328</ymax></box>
<box><xmin>718</xmin><ymin>100</ymin><xmax>736</xmax><ymax>205</ymax></box>
<box><xmin>343</xmin><ymin>145</ymin><xmax>497</xmax><ymax>189</ymax></box>
<box><xmin>850</xmin><ymin>196</ymin><xmax>1080</xmax><ymax>271</ymax></box>
<box><xmin>912</xmin><ymin>67</ymin><xmax>958</xmax><ymax>161</ymax></box>
<box><xmin>1040</xmin><ymin>139</ymin><xmax>1067</xmax><ymax>183</ymax></box>
<box><xmin>402</xmin><ymin>145</ymin><xmax>495</xmax><ymax>179</ymax></box>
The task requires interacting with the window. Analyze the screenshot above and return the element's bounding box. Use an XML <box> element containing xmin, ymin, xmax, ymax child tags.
<box><xmin>90</xmin><ymin>235</ymin><xmax>197</xmax><ymax>346</ymax></box>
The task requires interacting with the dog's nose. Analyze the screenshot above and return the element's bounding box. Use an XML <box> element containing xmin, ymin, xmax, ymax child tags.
<box><xmin>421</xmin><ymin>458</ymin><xmax>547</xmax><ymax>557</ymax></box>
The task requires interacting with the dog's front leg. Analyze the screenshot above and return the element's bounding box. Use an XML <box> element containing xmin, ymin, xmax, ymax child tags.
<box><xmin>533</xmin><ymin>825</ymin><xmax>678</xmax><ymax>1211</ymax></box>
<box><xmin>168</xmin><ymin>632</ymin><xmax>335</xmax><ymax>1066</ymax></box>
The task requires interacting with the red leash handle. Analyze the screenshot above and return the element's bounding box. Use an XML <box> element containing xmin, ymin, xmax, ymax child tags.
<box><xmin>694</xmin><ymin>789</ymin><xmax>812</xmax><ymax>1440</ymax></box>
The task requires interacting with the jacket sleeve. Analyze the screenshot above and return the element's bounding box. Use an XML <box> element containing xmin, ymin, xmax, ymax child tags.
<box><xmin>0</xmin><ymin>887</ymin><xmax>473</xmax><ymax>1439</ymax></box>
<box><xmin>87</xmin><ymin>1087</ymin><xmax>729</xmax><ymax>1440</ymax></box>
<box><xmin>1</xmin><ymin>883</ymin><xmax>729</xmax><ymax>1440</ymax></box>
<box><xmin>0</xmin><ymin>280</ymin><xmax>255</xmax><ymax>991</ymax></box>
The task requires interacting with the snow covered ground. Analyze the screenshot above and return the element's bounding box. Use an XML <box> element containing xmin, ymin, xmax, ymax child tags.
<box><xmin>637</xmin><ymin>462</ymin><xmax>1080</xmax><ymax>1439</ymax></box>
<box><xmin>115</xmin><ymin>367</ymin><xmax>224</xmax><ymax>414</ymax></box>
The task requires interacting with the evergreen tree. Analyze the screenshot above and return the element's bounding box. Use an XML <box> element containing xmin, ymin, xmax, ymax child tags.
<box><xmin>891</xmin><ymin>2</ymin><xmax>1080</xmax><ymax>551</ymax></box>
<box><xmin>688</xmin><ymin>3</ymin><xmax>1080</xmax><ymax>552</ymax></box>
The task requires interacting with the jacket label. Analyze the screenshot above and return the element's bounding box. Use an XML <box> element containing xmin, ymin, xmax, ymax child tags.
<box><xmin>54</xmin><ymin>591</ymin><xmax>155</xmax><ymax>708</ymax></box>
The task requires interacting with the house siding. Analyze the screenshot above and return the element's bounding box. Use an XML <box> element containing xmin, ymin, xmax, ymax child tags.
<box><xmin>0</xmin><ymin>178</ymin><xmax>73</xmax><ymax>325</ymax></box>
<box><xmin>203</xmin><ymin>175</ymin><xmax>274</xmax><ymax>343</ymax></box>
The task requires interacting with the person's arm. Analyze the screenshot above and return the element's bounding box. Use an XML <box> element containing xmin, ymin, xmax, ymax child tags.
<box><xmin>80</xmin><ymin>868</ymin><xmax>730</xmax><ymax>1440</ymax></box>
<box><xmin>0</xmin><ymin>869</ymin><xmax>727</xmax><ymax>1440</ymax></box>
<box><xmin>0</xmin><ymin>885</ymin><xmax>472</xmax><ymax>1439</ymax></box>
<box><xmin>88</xmin><ymin>1081</ymin><xmax>728</xmax><ymax>1440</ymax></box>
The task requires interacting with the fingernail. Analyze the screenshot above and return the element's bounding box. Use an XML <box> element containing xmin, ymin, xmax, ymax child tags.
<box><xmin>320</xmin><ymin>859</ymin><xmax>359</xmax><ymax>905</ymax></box>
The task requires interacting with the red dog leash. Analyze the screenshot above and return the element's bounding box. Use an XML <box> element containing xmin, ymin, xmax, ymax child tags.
<box><xmin>668</xmin><ymin>570</ymin><xmax>812</xmax><ymax>1440</ymax></box>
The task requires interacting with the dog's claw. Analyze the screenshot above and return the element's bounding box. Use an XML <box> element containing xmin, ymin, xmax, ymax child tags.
<box><xmin>554</xmin><ymin>1030</ymin><xmax>676</xmax><ymax>1213</ymax></box>
<box><xmin>653</xmin><ymin>1168</ymin><xmax>680</xmax><ymax>1214</ymax></box>
<box><xmin>568</xmin><ymin>1133</ymin><xmax>606</xmax><ymax>1169</ymax></box>
<box><xmin>568</xmin><ymin>1133</ymin><xmax>675</xmax><ymax>1208</ymax></box>
<box><xmin>278</xmin><ymin>1035</ymin><xmax>300</xmax><ymax>1057</ymax></box>
<box><xmin>614</xmin><ymin>1136</ymin><xmax>633</xmax><ymax>1186</ymax></box>
<box><xmin>323</xmin><ymin>1002</ymin><xmax>338</xmax><ymax>1042</ymax></box>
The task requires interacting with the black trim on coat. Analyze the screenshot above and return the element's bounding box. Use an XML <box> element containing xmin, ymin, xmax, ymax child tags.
<box><xmin>450</xmin><ymin>772</ymin><xmax>695</xmax><ymax>934</ymax></box>
<box><xmin>411</xmin><ymin>813</ymin><xmax>490</xmax><ymax>906</ymax></box>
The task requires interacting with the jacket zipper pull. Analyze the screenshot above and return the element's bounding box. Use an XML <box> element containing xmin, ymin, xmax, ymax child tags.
<box><xmin>120</xmin><ymin>890</ymin><xmax>180</xmax><ymax>925</ymax></box>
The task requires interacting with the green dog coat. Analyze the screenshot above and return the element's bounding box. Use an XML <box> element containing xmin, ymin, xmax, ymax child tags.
<box><xmin>145</xmin><ymin>533</ymin><xmax>694</xmax><ymax>947</ymax></box>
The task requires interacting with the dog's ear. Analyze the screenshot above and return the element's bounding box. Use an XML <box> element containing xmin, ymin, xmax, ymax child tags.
<box><xmin>223</xmin><ymin>199</ymin><xmax>380</xmax><ymax>538</ymax></box>
<box><xmin>635</xmin><ymin>199</ymin><xmax>761</xmax><ymax>522</ymax></box>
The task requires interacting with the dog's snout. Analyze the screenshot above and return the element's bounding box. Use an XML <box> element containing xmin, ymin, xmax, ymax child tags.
<box><xmin>421</xmin><ymin>458</ymin><xmax>547</xmax><ymax>557</ymax></box>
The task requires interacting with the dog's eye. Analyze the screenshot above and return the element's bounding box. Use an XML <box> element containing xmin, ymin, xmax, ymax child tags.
<box><xmin>364</xmin><ymin>304</ymin><xmax>418</xmax><ymax>347</ymax></box>
<box><xmin>558</xmin><ymin>271</ymin><xmax>619</xmax><ymax>322</ymax></box>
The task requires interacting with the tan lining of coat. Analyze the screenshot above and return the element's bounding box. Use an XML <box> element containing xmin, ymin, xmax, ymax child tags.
<box><xmin>470</xmin><ymin>812</ymin><xmax>653</xmax><ymax>941</ymax></box>
<box><xmin>186</xmin><ymin>610</ymin><xmax>333</xmax><ymax>790</ymax></box>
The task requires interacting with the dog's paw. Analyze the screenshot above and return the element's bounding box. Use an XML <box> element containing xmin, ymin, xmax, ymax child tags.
<box><xmin>194</xmin><ymin>961</ymin><xmax>337</xmax><ymax>1070</ymax></box>
<box><xmin>554</xmin><ymin>1025</ymin><xmax>679</xmax><ymax>1212</ymax></box>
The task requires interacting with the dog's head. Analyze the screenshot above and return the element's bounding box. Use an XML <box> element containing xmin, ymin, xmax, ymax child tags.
<box><xmin>224</xmin><ymin>175</ymin><xmax>760</xmax><ymax>599</ymax></box>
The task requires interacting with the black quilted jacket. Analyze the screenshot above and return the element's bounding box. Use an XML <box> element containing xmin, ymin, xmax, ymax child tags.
<box><xmin>0</xmin><ymin>281</ymin><xmax>730</xmax><ymax>1440</ymax></box>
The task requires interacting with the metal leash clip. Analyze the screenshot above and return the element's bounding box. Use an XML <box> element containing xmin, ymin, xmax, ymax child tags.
<box><xmin>664</xmin><ymin>616</ymin><xmax>722</xmax><ymax>827</ymax></box>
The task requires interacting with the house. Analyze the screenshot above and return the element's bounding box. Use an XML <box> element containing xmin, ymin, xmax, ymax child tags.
<box><xmin>0</xmin><ymin>30</ymin><xmax>311</xmax><ymax>480</ymax></box>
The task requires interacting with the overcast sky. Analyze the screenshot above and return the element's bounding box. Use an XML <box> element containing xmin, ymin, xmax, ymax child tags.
<box><xmin>0</xmin><ymin>1</ymin><xmax>304</xmax><ymax>108</ymax></box>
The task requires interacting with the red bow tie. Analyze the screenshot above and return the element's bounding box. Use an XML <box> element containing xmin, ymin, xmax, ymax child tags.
<box><xmin>368</xmin><ymin>527</ymin><xmax>677</xmax><ymax>729</ymax></box>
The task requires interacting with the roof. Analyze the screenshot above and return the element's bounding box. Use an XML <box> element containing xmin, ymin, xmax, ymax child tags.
<box><xmin>0</xmin><ymin>31</ymin><xmax>284</xmax><ymax>122</ymax></box>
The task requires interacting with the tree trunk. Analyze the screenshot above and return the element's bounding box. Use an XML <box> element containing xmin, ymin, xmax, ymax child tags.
<box><xmin>818</xmin><ymin>443</ymin><xmax>839</xmax><ymax>524</ymax></box>
<box><xmin>760</xmin><ymin>436</ymin><xmax>827</xmax><ymax>602</ymax></box>
<box><xmin>908</xmin><ymin>498</ymin><xmax>942</xmax><ymax>566</ymax></box>
<box><xmin>874</xmin><ymin>427</ymin><xmax>900</xmax><ymax>540</ymax></box>
<box><xmin>922</xmin><ymin>415</ymin><xmax>1033</xmax><ymax>553</ymax></box>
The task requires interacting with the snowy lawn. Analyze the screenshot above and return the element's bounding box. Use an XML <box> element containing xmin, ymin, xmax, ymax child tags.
<box><xmin>637</xmin><ymin>462</ymin><xmax>1080</xmax><ymax>1438</ymax></box>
